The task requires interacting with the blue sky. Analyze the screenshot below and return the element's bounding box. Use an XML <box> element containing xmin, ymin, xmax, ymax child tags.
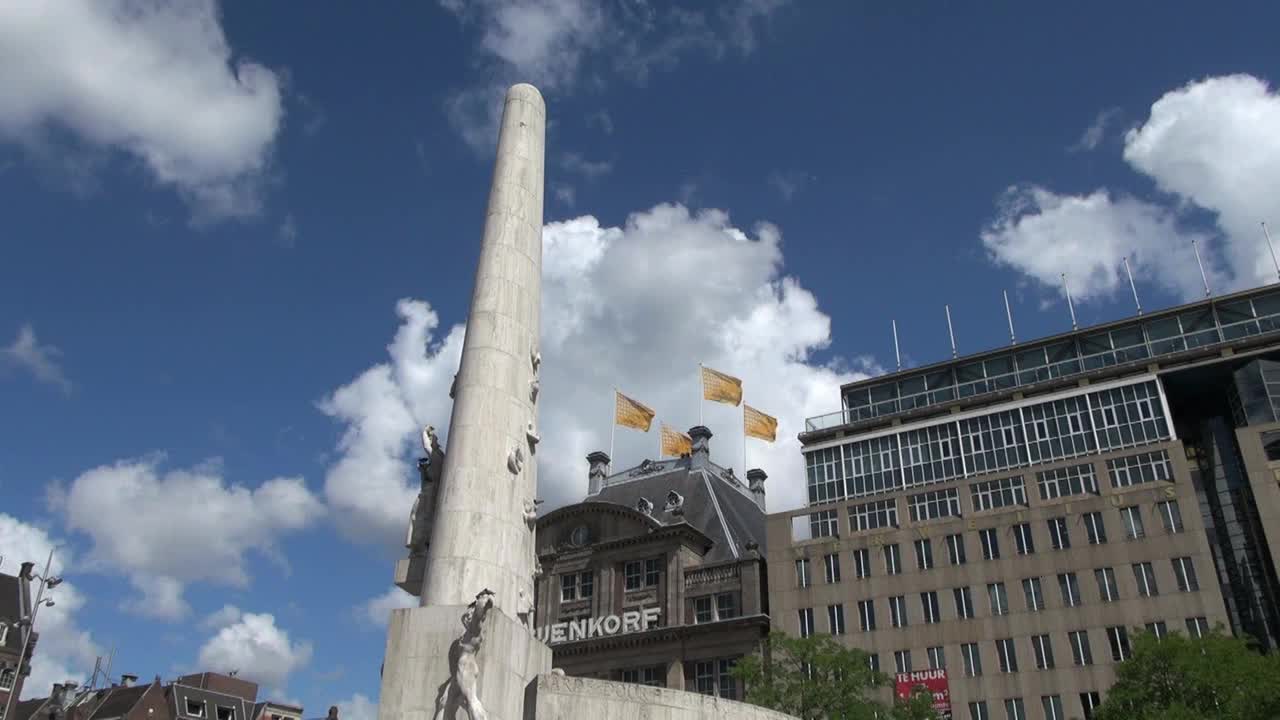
<box><xmin>3</xmin><ymin>0</ymin><xmax>1280</xmax><ymax>716</ymax></box>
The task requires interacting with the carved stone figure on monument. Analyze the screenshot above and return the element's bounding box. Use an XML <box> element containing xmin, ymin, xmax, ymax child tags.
<box><xmin>530</xmin><ymin>345</ymin><xmax>541</xmax><ymax>374</ymax></box>
<box><xmin>523</xmin><ymin>498</ymin><xmax>543</xmax><ymax>576</ymax></box>
<box><xmin>507</xmin><ymin>446</ymin><xmax>525</xmax><ymax>475</ymax></box>
<box><xmin>407</xmin><ymin>425</ymin><xmax>445</xmax><ymax>553</ymax></box>
<box><xmin>636</xmin><ymin>497</ymin><xmax>654</xmax><ymax>516</ymax></box>
<box><xmin>516</xmin><ymin>586</ymin><xmax>534</xmax><ymax>629</ymax></box>
<box><xmin>526</xmin><ymin>421</ymin><xmax>540</xmax><ymax>450</ymax></box>
<box><xmin>433</xmin><ymin>589</ymin><xmax>496</xmax><ymax>720</ymax></box>
<box><xmin>529</xmin><ymin>378</ymin><xmax>540</xmax><ymax>404</ymax></box>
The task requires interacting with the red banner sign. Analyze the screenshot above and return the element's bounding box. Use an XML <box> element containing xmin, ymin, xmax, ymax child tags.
<box><xmin>894</xmin><ymin>669</ymin><xmax>951</xmax><ymax>716</ymax></box>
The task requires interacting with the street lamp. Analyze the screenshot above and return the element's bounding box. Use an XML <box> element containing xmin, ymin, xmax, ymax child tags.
<box><xmin>3</xmin><ymin>550</ymin><xmax>62</xmax><ymax>720</ymax></box>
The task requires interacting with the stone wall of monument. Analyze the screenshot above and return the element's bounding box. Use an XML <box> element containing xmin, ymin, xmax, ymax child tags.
<box><xmin>524</xmin><ymin>673</ymin><xmax>798</xmax><ymax>720</ymax></box>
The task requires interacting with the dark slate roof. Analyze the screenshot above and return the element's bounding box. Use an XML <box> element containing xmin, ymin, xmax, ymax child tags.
<box><xmin>11</xmin><ymin>698</ymin><xmax>50</xmax><ymax>720</ymax></box>
<box><xmin>0</xmin><ymin>572</ymin><xmax>23</xmax><ymax>653</ymax></box>
<box><xmin>86</xmin><ymin>684</ymin><xmax>150</xmax><ymax>720</ymax></box>
<box><xmin>589</xmin><ymin>455</ymin><xmax>765</xmax><ymax>562</ymax></box>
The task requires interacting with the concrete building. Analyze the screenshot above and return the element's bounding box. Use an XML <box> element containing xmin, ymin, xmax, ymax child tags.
<box><xmin>531</xmin><ymin>427</ymin><xmax>771</xmax><ymax>699</ymax></box>
<box><xmin>1</xmin><ymin>566</ymin><xmax>37</xmax><ymax>718</ymax></box>
<box><xmin>767</xmin><ymin>283</ymin><xmax>1280</xmax><ymax>720</ymax></box>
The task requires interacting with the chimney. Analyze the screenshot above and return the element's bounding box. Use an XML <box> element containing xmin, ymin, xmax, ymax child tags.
<box><xmin>586</xmin><ymin>451</ymin><xmax>610</xmax><ymax>495</ymax></box>
<box><xmin>327</xmin><ymin>707</ymin><xmax>339</xmax><ymax>720</ymax></box>
<box><xmin>688</xmin><ymin>426</ymin><xmax>713</xmax><ymax>467</ymax></box>
<box><xmin>747</xmin><ymin>468</ymin><xmax>767</xmax><ymax>511</ymax></box>
<box><xmin>121</xmin><ymin>674</ymin><xmax>138</xmax><ymax>688</ymax></box>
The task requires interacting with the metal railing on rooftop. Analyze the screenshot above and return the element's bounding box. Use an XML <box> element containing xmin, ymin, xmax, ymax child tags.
<box><xmin>804</xmin><ymin>309</ymin><xmax>1280</xmax><ymax>433</ymax></box>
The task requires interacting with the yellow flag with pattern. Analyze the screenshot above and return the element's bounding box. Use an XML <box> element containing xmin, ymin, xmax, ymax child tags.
<box><xmin>744</xmin><ymin>404</ymin><xmax>778</xmax><ymax>442</ymax></box>
<box><xmin>615</xmin><ymin>391</ymin><xmax>656</xmax><ymax>432</ymax></box>
<box><xmin>660</xmin><ymin>424</ymin><xmax>693</xmax><ymax>457</ymax></box>
<box><xmin>701</xmin><ymin>365</ymin><xmax>743</xmax><ymax>406</ymax></box>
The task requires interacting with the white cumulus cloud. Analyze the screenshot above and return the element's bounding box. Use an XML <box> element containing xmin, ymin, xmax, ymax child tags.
<box><xmin>355</xmin><ymin>587</ymin><xmax>417</xmax><ymax>628</ymax></box>
<box><xmin>2</xmin><ymin>324</ymin><xmax>72</xmax><ymax>394</ymax></box>
<box><xmin>320</xmin><ymin>203</ymin><xmax>868</xmax><ymax>551</ymax></box>
<box><xmin>0</xmin><ymin>0</ymin><xmax>284</xmax><ymax>220</ymax></box>
<box><xmin>334</xmin><ymin>694</ymin><xmax>378</xmax><ymax>720</ymax></box>
<box><xmin>197</xmin><ymin>611</ymin><xmax>311</xmax><ymax>692</ymax></box>
<box><xmin>984</xmin><ymin>74</ymin><xmax>1280</xmax><ymax>304</ymax></box>
<box><xmin>56</xmin><ymin>457</ymin><xmax>324</xmax><ymax>619</ymax></box>
<box><xmin>0</xmin><ymin>514</ymin><xmax>102</xmax><ymax>699</ymax></box>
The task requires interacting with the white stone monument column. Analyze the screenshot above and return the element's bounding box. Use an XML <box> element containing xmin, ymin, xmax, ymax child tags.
<box><xmin>379</xmin><ymin>83</ymin><xmax>550</xmax><ymax>720</ymax></box>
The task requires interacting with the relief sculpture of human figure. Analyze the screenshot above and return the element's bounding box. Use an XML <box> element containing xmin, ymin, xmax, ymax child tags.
<box><xmin>407</xmin><ymin>426</ymin><xmax>445</xmax><ymax>553</ymax></box>
<box><xmin>433</xmin><ymin>589</ymin><xmax>495</xmax><ymax>720</ymax></box>
<box><xmin>523</xmin><ymin>498</ymin><xmax>543</xmax><ymax>577</ymax></box>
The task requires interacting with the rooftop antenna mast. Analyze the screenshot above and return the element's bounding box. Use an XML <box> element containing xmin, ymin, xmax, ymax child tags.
<box><xmin>1122</xmin><ymin>256</ymin><xmax>1143</xmax><ymax>316</ymax></box>
<box><xmin>1264</xmin><ymin>222</ymin><xmax>1280</xmax><ymax>282</ymax></box>
<box><xmin>945</xmin><ymin>305</ymin><xmax>958</xmax><ymax>359</ymax></box>
<box><xmin>1003</xmin><ymin>290</ymin><xmax>1017</xmax><ymax>345</ymax></box>
<box><xmin>892</xmin><ymin>319</ymin><xmax>902</xmax><ymax>372</ymax></box>
<box><xmin>1061</xmin><ymin>273</ymin><xmax>1078</xmax><ymax>330</ymax></box>
<box><xmin>1193</xmin><ymin>238</ymin><xmax>1212</xmax><ymax>297</ymax></box>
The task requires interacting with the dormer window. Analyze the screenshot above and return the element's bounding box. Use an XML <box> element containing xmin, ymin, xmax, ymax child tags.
<box><xmin>216</xmin><ymin>706</ymin><xmax>234</xmax><ymax>720</ymax></box>
<box><xmin>186</xmin><ymin>700</ymin><xmax>206</xmax><ymax>718</ymax></box>
<box><xmin>0</xmin><ymin>668</ymin><xmax>15</xmax><ymax>691</ymax></box>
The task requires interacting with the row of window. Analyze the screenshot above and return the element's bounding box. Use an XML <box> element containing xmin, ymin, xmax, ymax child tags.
<box><xmin>797</xmin><ymin>499</ymin><xmax>1186</xmax><ymax>589</ymax></box>
<box><xmin>798</xmin><ymin>557</ymin><xmax>1201</xmax><ymax>633</ymax></box>
<box><xmin>810</xmin><ymin>449</ymin><xmax>1174</xmax><ymax>540</ymax></box>
<box><xmin>560</xmin><ymin>558</ymin><xmax>665</xmax><ymax>602</ymax></box>
<box><xmin>800</xmin><ymin>618</ymin><xmax>1211</xmax><ymax>680</ymax></box>
<box><xmin>969</xmin><ymin>693</ymin><xmax>1102</xmax><ymax>720</ymax></box>
<box><xmin>692</xmin><ymin>592</ymin><xmax>740</xmax><ymax>623</ymax></box>
<box><xmin>807</xmin><ymin>380</ymin><xmax>1171</xmax><ymax>504</ymax></box>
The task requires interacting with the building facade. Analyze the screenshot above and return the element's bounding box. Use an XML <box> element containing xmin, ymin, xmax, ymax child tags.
<box><xmin>532</xmin><ymin>427</ymin><xmax>771</xmax><ymax>699</ymax></box>
<box><xmin>1</xmin><ymin>565</ymin><xmax>37</xmax><ymax>719</ymax></box>
<box><xmin>11</xmin><ymin>672</ymin><xmax>301</xmax><ymax>720</ymax></box>
<box><xmin>767</xmin><ymin>284</ymin><xmax>1280</xmax><ymax>720</ymax></box>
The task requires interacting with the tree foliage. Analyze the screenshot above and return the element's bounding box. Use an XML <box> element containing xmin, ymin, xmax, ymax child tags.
<box><xmin>1095</xmin><ymin>628</ymin><xmax>1280</xmax><ymax>720</ymax></box>
<box><xmin>731</xmin><ymin>631</ymin><xmax>939</xmax><ymax>720</ymax></box>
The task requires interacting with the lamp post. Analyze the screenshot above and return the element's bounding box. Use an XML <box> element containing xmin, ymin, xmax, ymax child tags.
<box><xmin>3</xmin><ymin>550</ymin><xmax>61</xmax><ymax>720</ymax></box>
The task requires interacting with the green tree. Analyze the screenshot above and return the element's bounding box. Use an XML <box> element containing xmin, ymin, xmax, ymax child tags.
<box><xmin>1096</xmin><ymin>628</ymin><xmax>1280</xmax><ymax>720</ymax></box>
<box><xmin>731</xmin><ymin>631</ymin><xmax>939</xmax><ymax>720</ymax></box>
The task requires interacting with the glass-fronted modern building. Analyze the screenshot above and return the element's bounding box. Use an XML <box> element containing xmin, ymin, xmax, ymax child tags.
<box><xmin>767</xmin><ymin>282</ymin><xmax>1280</xmax><ymax>719</ymax></box>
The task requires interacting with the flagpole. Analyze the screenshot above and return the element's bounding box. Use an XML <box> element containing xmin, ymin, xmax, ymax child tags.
<box><xmin>1003</xmin><ymin>290</ymin><xmax>1016</xmax><ymax>346</ymax></box>
<box><xmin>742</xmin><ymin>404</ymin><xmax>748</xmax><ymax>477</ymax></box>
<box><xmin>609</xmin><ymin>388</ymin><xmax>617</xmax><ymax>473</ymax></box>
<box><xmin>1264</xmin><ymin>222</ymin><xmax>1280</xmax><ymax>282</ymax></box>
<box><xmin>1192</xmin><ymin>238</ymin><xmax>1211</xmax><ymax>297</ymax></box>
<box><xmin>1123</xmin><ymin>256</ymin><xmax>1143</xmax><ymax>316</ymax></box>
<box><xmin>698</xmin><ymin>363</ymin><xmax>704</xmax><ymax>426</ymax></box>
<box><xmin>1062</xmin><ymin>273</ymin><xmax>1078</xmax><ymax>330</ymax></box>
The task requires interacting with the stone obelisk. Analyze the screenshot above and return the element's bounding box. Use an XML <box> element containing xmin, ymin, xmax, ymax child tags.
<box><xmin>379</xmin><ymin>84</ymin><xmax>551</xmax><ymax>720</ymax></box>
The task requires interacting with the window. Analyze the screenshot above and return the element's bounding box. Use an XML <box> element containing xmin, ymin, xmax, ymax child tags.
<box><xmin>1080</xmin><ymin>692</ymin><xmax>1102</xmax><ymax>720</ymax></box>
<box><xmin>806</xmin><ymin>445</ymin><xmax>845</xmax><ymax>504</ymax></box>
<box><xmin>1048</xmin><ymin>517</ymin><xmax>1070</xmax><ymax>550</ymax></box>
<box><xmin>1069</xmin><ymin>630</ymin><xmax>1093</xmax><ymax>666</ymax></box>
<box><xmin>890</xmin><ymin>595</ymin><xmax>908</xmax><ymax>628</ymax></box>
<box><xmin>1121</xmin><ymin>505</ymin><xmax>1145</xmax><ymax>540</ymax></box>
<box><xmin>1133</xmin><ymin>562</ymin><xmax>1159</xmax><ymax>597</ymax></box>
<box><xmin>561</xmin><ymin>571</ymin><xmax>592</xmax><ymax>601</ymax></box>
<box><xmin>1090</xmin><ymin>381</ymin><xmax>1170</xmax><ymax>449</ymax></box>
<box><xmin>1186</xmin><ymin>616</ymin><xmax>1209</xmax><ymax>638</ymax></box>
<box><xmin>921</xmin><ymin>591</ymin><xmax>941</xmax><ymax>624</ymax></box>
<box><xmin>969</xmin><ymin>701</ymin><xmax>990</xmax><ymax>720</ymax></box>
<box><xmin>927</xmin><ymin>646</ymin><xmax>946</xmax><ymax>669</ymax></box>
<box><xmin>798</xmin><ymin>608</ymin><xmax>814</xmax><ymax>637</ymax></box>
<box><xmin>961</xmin><ymin>642</ymin><xmax>982</xmax><ymax>677</ymax></box>
<box><xmin>621</xmin><ymin>666</ymin><xmax>663</xmax><ymax>687</ymax></box>
<box><xmin>823</xmin><ymin>553</ymin><xmax>842</xmax><ymax>583</ymax></box>
<box><xmin>979</xmin><ymin>527</ymin><xmax>1000</xmax><ymax>560</ymax></box>
<box><xmin>796</xmin><ymin>558</ymin><xmax>811</xmax><ymax>588</ymax></box>
<box><xmin>849</xmin><ymin>498</ymin><xmax>898</xmax><ymax>531</ymax></box>
<box><xmin>1095</xmin><ymin>567</ymin><xmax>1119</xmax><ymax>602</ymax></box>
<box><xmin>867</xmin><ymin>654</ymin><xmax>881</xmax><ymax>673</ymax></box>
<box><xmin>884</xmin><ymin>543</ymin><xmax>902</xmax><ymax>575</ymax></box>
<box><xmin>186</xmin><ymin>701</ymin><xmax>206</xmax><ymax>718</ymax></box>
<box><xmin>810</xmin><ymin>509</ymin><xmax>840</xmax><ymax>538</ymax></box>
<box><xmin>1107</xmin><ymin>449</ymin><xmax>1173</xmax><ymax>488</ymax></box>
<box><xmin>894</xmin><ymin>650</ymin><xmax>912</xmax><ymax>674</ymax></box>
<box><xmin>1158</xmin><ymin>499</ymin><xmax>1184</xmax><ymax>533</ymax></box>
<box><xmin>1012</xmin><ymin>522</ymin><xmax>1035</xmax><ymax>555</ymax></box>
<box><xmin>1041</xmin><ymin>695</ymin><xmax>1064</xmax><ymax>720</ymax></box>
<box><xmin>1058</xmin><ymin>572</ymin><xmax>1082</xmax><ymax>607</ymax></box>
<box><xmin>900</xmin><ymin>423</ymin><xmax>964</xmax><ymax>487</ymax></box>
<box><xmin>946</xmin><ymin>533</ymin><xmax>967</xmax><ymax>565</ymax></box>
<box><xmin>1107</xmin><ymin>626</ymin><xmax>1131</xmax><ymax>661</ymax></box>
<box><xmin>0</xmin><ymin>668</ymin><xmax>14</xmax><ymax>692</ymax></box>
<box><xmin>1036</xmin><ymin>462</ymin><xmax>1099</xmax><ymax>500</ymax></box>
<box><xmin>695</xmin><ymin>596</ymin><xmax>714</xmax><ymax>623</ymax></box>
<box><xmin>971</xmin><ymin>475</ymin><xmax>1027</xmax><ymax>512</ymax></box>
<box><xmin>908</xmin><ymin>487</ymin><xmax>962</xmax><ymax>521</ymax></box>
<box><xmin>914</xmin><ymin>538</ymin><xmax>934</xmax><ymax>570</ymax></box>
<box><xmin>853</xmin><ymin>548</ymin><xmax>871</xmax><ymax>578</ymax></box>
<box><xmin>1004</xmin><ymin>698</ymin><xmax>1026</xmax><ymax>720</ymax></box>
<box><xmin>828</xmin><ymin>604</ymin><xmax>846</xmax><ymax>635</ymax></box>
<box><xmin>996</xmin><ymin>638</ymin><xmax>1018</xmax><ymax>673</ymax></box>
<box><xmin>988</xmin><ymin>582</ymin><xmax>1009</xmax><ymax>616</ymax></box>
<box><xmin>624</xmin><ymin>560</ymin><xmax>643</xmax><ymax>590</ymax></box>
<box><xmin>1032</xmin><ymin>635</ymin><xmax>1055</xmax><ymax>669</ymax></box>
<box><xmin>645</xmin><ymin>558</ymin><xmax>661</xmax><ymax>586</ymax></box>
<box><xmin>954</xmin><ymin>586</ymin><xmax>975</xmax><ymax>619</ymax></box>
<box><xmin>1084</xmin><ymin>511</ymin><xmax>1107</xmax><ymax>545</ymax></box>
<box><xmin>1145</xmin><ymin>621</ymin><xmax>1168</xmax><ymax>639</ymax></box>
<box><xmin>694</xmin><ymin>659</ymin><xmax>736</xmax><ymax>699</ymax></box>
<box><xmin>1022</xmin><ymin>577</ymin><xmax>1045</xmax><ymax>612</ymax></box>
<box><xmin>216</xmin><ymin>707</ymin><xmax>234</xmax><ymax>720</ymax></box>
<box><xmin>717</xmin><ymin>592</ymin><xmax>739</xmax><ymax>620</ymax></box>
<box><xmin>858</xmin><ymin>600</ymin><xmax>876</xmax><ymax>631</ymax></box>
<box><xmin>1173</xmin><ymin>557</ymin><xmax>1199</xmax><ymax>592</ymax></box>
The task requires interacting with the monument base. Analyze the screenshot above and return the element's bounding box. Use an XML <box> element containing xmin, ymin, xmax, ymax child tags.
<box><xmin>524</xmin><ymin>674</ymin><xmax>798</xmax><ymax>720</ymax></box>
<box><xmin>379</xmin><ymin>604</ymin><xmax>551</xmax><ymax>720</ymax></box>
